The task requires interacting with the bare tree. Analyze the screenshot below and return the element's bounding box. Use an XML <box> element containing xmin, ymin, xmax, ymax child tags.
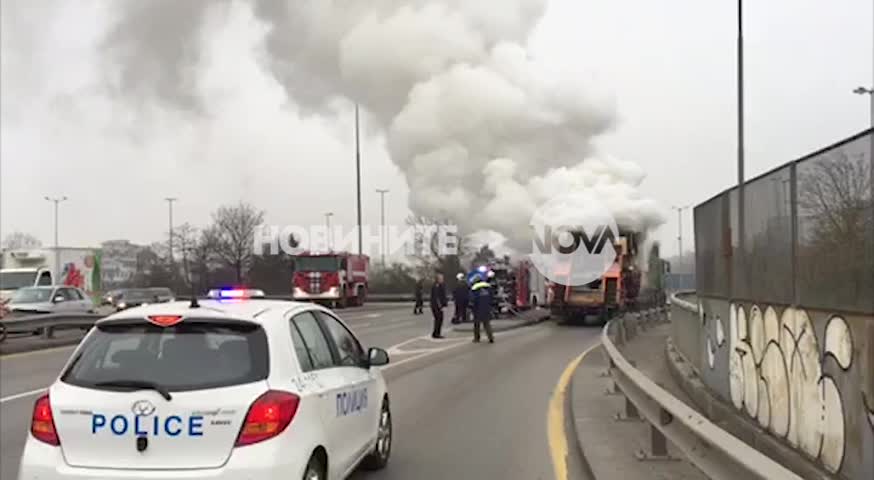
<box><xmin>798</xmin><ymin>150</ymin><xmax>871</xmax><ymax>245</ymax></box>
<box><xmin>405</xmin><ymin>215</ymin><xmax>468</xmax><ymax>280</ymax></box>
<box><xmin>188</xmin><ymin>227</ymin><xmax>220</xmax><ymax>292</ymax></box>
<box><xmin>212</xmin><ymin>202</ymin><xmax>265</xmax><ymax>282</ymax></box>
<box><xmin>172</xmin><ymin>223</ymin><xmax>199</xmax><ymax>290</ymax></box>
<box><xmin>797</xmin><ymin>149</ymin><xmax>873</xmax><ymax>304</ymax></box>
<box><xmin>470</xmin><ymin>244</ymin><xmax>497</xmax><ymax>269</ymax></box>
<box><xmin>2</xmin><ymin>232</ymin><xmax>42</xmax><ymax>249</ymax></box>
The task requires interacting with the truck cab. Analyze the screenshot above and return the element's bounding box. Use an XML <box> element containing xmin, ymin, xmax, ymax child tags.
<box><xmin>0</xmin><ymin>268</ymin><xmax>54</xmax><ymax>300</ymax></box>
<box><xmin>0</xmin><ymin>248</ymin><xmax>101</xmax><ymax>301</ymax></box>
<box><xmin>290</xmin><ymin>252</ymin><xmax>369</xmax><ymax>308</ymax></box>
<box><xmin>548</xmin><ymin>232</ymin><xmax>641</xmax><ymax>324</ymax></box>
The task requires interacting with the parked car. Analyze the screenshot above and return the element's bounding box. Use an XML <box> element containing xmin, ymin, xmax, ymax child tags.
<box><xmin>100</xmin><ymin>289</ymin><xmax>124</xmax><ymax>306</ymax></box>
<box><xmin>148</xmin><ymin>287</ymin><xmax>175</xmax><ymax>303</ymax></box>
<box><xmin>6</xmin><ymin>286</ymin><xmax>94</xmax><ymax>314</ymax></box>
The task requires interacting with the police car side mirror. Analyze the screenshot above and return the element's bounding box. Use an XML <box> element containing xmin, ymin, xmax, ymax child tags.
<box><xmin>367</xmin><ymin>347</ymin><xmax>390</xmax><ymax>367</ymax></box>
<box><xmin>53</xmin><ymin>295</ymin><xmax>65</xmax><ymax>303</ymax></box>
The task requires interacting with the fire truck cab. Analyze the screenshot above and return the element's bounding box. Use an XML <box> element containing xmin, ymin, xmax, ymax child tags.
<box><xmin>548</xmin><ymin>233</ymin><xmax>641</xmax><ymax>325</ymax></box>
<box><xmin>290</xmin><ymin>251</ymin><xmax>369</xmax><ymax>308</ymax></box>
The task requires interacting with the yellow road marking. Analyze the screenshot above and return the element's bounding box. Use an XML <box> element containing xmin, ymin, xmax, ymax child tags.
<box><xmin>548</xmin><ymin>343</ymin><xmax>600</xmax><ymax>480</ymax></box>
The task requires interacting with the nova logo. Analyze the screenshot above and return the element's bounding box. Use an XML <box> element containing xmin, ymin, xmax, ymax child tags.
<box><xmin>531</xmin><ymin>225</ymin><xmax>617</xmax><ymax>255</ymax></box>
<box><xmin>529</xmin><ymin>192</ymin><xmax>619</xmax><ymax>287</ymax></box>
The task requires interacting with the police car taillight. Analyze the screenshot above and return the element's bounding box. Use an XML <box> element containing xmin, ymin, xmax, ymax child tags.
<box><xmin>147</xmin><ymin>315</ymin><xmax>184</xmax><ymax>327</ymax></box>
<box><xmin>234</xmin><ymin>390</ymin><xmax>299</xmax><ymax>447</ymax></box>
<box><xmin>31</xmin><ymin>393</ymin><xmax>60</xmax><ymax>446</ymax></box>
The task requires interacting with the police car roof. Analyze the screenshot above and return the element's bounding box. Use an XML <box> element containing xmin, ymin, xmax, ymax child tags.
<box><xmin>97</xmin><ymin>298</ymin><xmax>314</xmax><ymax>325</ymax></box>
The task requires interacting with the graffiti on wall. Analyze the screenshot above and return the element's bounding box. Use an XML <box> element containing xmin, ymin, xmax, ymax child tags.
<box><xmin>865</xmin><ymin>393</ymin><xmax>874</xmax><ymax>431</ymax></box>
<box><xmin>705</xmin><ymin>303</ymin><xmax>853</xmax><ymax>474</ymax></box>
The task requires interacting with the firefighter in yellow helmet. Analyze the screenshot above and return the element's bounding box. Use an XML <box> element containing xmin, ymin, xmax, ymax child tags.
<box><xmin>470</xmin><ymin>273</ymin><xmax>494</xmax><ymax>343</ymax></box>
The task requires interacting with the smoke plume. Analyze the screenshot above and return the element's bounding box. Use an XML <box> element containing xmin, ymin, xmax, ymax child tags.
<box><xmin>10</xmin><ymin>0</ymin><xmax>666</xmax><ymax>250</ymax></box>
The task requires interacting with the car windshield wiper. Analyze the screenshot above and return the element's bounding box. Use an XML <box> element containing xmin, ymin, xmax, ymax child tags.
<box><xmin>95</xmin><ymin>380</ymin><xmax>173</xmax><ymax>401</ymax></box>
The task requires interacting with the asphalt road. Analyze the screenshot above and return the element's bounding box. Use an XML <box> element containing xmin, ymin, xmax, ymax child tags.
<box><xmin>0</xmin><ymin>302</ymin><xmax>599</xmax><ymax>480</ymax></box>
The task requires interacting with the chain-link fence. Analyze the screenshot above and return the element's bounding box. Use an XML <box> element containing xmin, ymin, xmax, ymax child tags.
<box><xmin>694</xmin><ymin>128</ymin><xmax>873</xmax><ymax>314</ymax></box>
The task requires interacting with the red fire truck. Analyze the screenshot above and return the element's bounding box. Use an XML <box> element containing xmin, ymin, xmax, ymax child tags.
<box><xmin>515</xmin><ymin>259</ymin><xmax>547</xmax><ymax>309</ymax></box>
<box><xmin>290</xmin><ymin>251</ymin><xmax>369</xmax><ymax>308</ymax></box>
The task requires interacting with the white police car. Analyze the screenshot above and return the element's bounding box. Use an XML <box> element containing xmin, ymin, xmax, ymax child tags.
<box><xmin>17</xmin><ymin>290</ymin><xmax>392</xmax><ymax>480</ymax></box>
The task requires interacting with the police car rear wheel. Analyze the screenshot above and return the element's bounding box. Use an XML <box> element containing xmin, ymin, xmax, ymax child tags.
<box><xmin>361</xmin><ymin>399</ymin><xmax>392</xmax><ymax>470</ymax></box>
<box><xmin>303</xmin><ymin>455</ymin><xmax>325</xmax><ymax>480</ymax></box>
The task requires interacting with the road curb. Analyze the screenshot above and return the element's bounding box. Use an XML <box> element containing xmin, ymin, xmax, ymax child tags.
<box><xmin>566</xmin><ymin>346</ymin><xmax>600</xmax><ymax>480</ymax></box>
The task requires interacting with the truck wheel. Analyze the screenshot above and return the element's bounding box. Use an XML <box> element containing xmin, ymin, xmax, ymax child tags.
<box><xmin>338</xmin><ymin>287</ymin><xmax>348</xmax><ymax>309</ymax></box>
<box><xmin>356</xmin><ymin>286</ymin><xmax>367</xmax><ymax>306</ymax></box>
<box><xmin>597</xmin><ymin>310</ymin><xmax>609</xmax><ymax>326</ymax></box>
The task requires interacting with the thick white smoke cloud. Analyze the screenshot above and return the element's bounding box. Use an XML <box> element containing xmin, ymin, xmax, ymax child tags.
<box><xmin>20</xmin><ymin>0</ymin><xmax>666</xmax><ymax>250</ymax></box>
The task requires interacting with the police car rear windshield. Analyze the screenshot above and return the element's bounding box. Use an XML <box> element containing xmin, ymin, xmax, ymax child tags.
<box><xmin>61</xmin><ymin>321</ymin><xmax>269</xmax><ymax>392</ymax></box>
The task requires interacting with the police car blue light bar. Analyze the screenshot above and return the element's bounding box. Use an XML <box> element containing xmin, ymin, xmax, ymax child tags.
<box><xmin>206</xmin><ymin>288</ymin><xmax>266</xmax><ymax>299</ymax></box>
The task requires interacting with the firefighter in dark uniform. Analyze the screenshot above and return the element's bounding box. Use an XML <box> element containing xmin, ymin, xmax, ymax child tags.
<box><xmin>452</xmin><ymin>273</ymin><xmax>469</xmax><ymax>324</ymax></box>
<box><xmin>430</xmin><ymin>273</ymin><xmax>448</xmax><ymax>338</ymax></box>
<box><xmin>470</xmin><ymin>274</ymin><xmax>494</xmax><ymax>343</ymax></box>
<box><xmin>413</xmin><ymin>279</ymin><xmax>424</xmax><ymax>315</ymax></box>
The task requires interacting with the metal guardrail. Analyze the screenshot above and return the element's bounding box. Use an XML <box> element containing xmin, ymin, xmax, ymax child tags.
<box><xmin>0</xmin><ymin>294</ymin><xmax>421</xmax><ymax>343</ymax></box>
<box><xmin>670</xmin><ymin>290</ymin><xmax>698</xmax><ymax>312</ymax></box>
<box><xmin>601</xmin><ymin>308</ymin><xmax>803</xmax><ymax>480</ymax></box>
<box><xmin>0</xmin><ymin>313</ymin><xmax>103</xmax><ymax>343</ymax></box>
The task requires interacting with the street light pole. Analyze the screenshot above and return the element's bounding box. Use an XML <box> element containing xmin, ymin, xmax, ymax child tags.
<box><xmin>44</xmin><ymin>196</ymin><xmax>68</xmax><ymax>283</ymax></box>
<box><xmin>854</xmin><ymin>86</ymin><xmax>874</xmax><ymax>127</ymax></box>
<box><xmin>325</xmin><ymin>212</ymin><xmax>334</xmax><ymax>250</ymax></box>
<box><xmin>855</xmin><ymin>87</ymin><xmax>874</xmax><ymax>266</ymax></box>
<box><xmin>735</xmin><ymin>0</ymin><xmax>746</xmax><ymax>295</ymax></box>
<box><xmin>376</xmin><ymin>189</ymin><xmax>389</xmax><ymax>265</ymax></box>
<box><xmin>355</xmin><ymin>104</ymin><xmax>363</xmax><ymax>256</ymax></box>
<box><xmin>672</xmin><ymin>205</ymin><xmax>691</xmax><ymax>271</ymax></box>
<box><xmin>165</xmin><ymin>198</ymin><xmax>177</xmax><ymax>264</ymax></box>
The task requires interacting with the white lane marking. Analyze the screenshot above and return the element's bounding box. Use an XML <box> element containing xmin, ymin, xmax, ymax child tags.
<box><xmin>381</xmin><ymin>336</ymin><xmax>473</xmax><ymax>371</ymax></box>
<box><xmin>354</xmin><ymin>321</ymin><xmax>421</xmax><ymax>335</ymax></box>
<box><xmin>0</xmin><ymin>387</ymin><xmax>45</xmax><ymax>404</ymax></box>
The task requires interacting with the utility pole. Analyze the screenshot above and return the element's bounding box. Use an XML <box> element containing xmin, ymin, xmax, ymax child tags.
<box><xmin>165</xmin><ymin>198</ymin><xmax>177</xmax><ymax>264</ymax></box>
<box><xmin>325</xmin><ymin>212</ymin><xmax>334</xmax><ymax>250</ymax></box>
<box><xmin>672</xmin><ymin>205</ymin><xmax>691</xmax><ymax>271</ymax></box>
<box><xmin>44</xmin><ymin>196</ymin><xmax>68</xmax><ymax>283</ymax></box>
<box><xmin>376</xmin><ymin>189</ymin><xmax>389</xmax><ymax>265</ymax></box>
<box><xmin>736</xmin><ymin>0</ymin><xmax>746</xmax><ymax>293</ymax></box>
<box><xmin>855</xmin><ymin>86</ymin><xmax>874</xmax><ymax>275</ymax></box>
<box><xmin>355</xmin><ymin>104</ymin><xmax>363</xmax><ymax>256</ymax></box>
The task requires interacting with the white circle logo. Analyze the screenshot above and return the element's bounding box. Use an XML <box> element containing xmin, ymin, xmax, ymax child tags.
<box><xmin>529</xmin><ymin>191</ymin><xmax>619</xmax><ymax>286</ymax></box>
<box><xmin>132</xmin><ymin>400</ymin><xmax>156</xmax><ymax>417</ymax></box>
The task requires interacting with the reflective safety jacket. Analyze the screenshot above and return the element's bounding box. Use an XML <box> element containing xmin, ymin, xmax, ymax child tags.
<box><xmin>471</xmin><ymin>281</ymin><xmax>492</xmax><ymax>320</ymax></box>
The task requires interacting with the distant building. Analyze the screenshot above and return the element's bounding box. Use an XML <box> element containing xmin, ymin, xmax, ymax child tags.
<box><xmin>101</xmin><ymin>240</ymin><xmax>144</xmax><ymax>287</ymax></box>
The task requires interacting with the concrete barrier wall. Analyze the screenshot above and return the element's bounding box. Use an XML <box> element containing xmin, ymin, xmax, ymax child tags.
<box><xmin>670</xmin><ymin>292</ymin><xmax>703</xmax><ymax>375</ymax></box>
<box><xmin>674</xmin><ymin>295</ymin><xmax>874</xmax><ymax>480</ymax></box>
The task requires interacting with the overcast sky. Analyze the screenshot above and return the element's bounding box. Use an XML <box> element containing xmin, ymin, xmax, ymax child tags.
<box><xmin>1</xmin><ymin>0</ymin><xmax>871</xmax><ymax>259</ymax></box>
